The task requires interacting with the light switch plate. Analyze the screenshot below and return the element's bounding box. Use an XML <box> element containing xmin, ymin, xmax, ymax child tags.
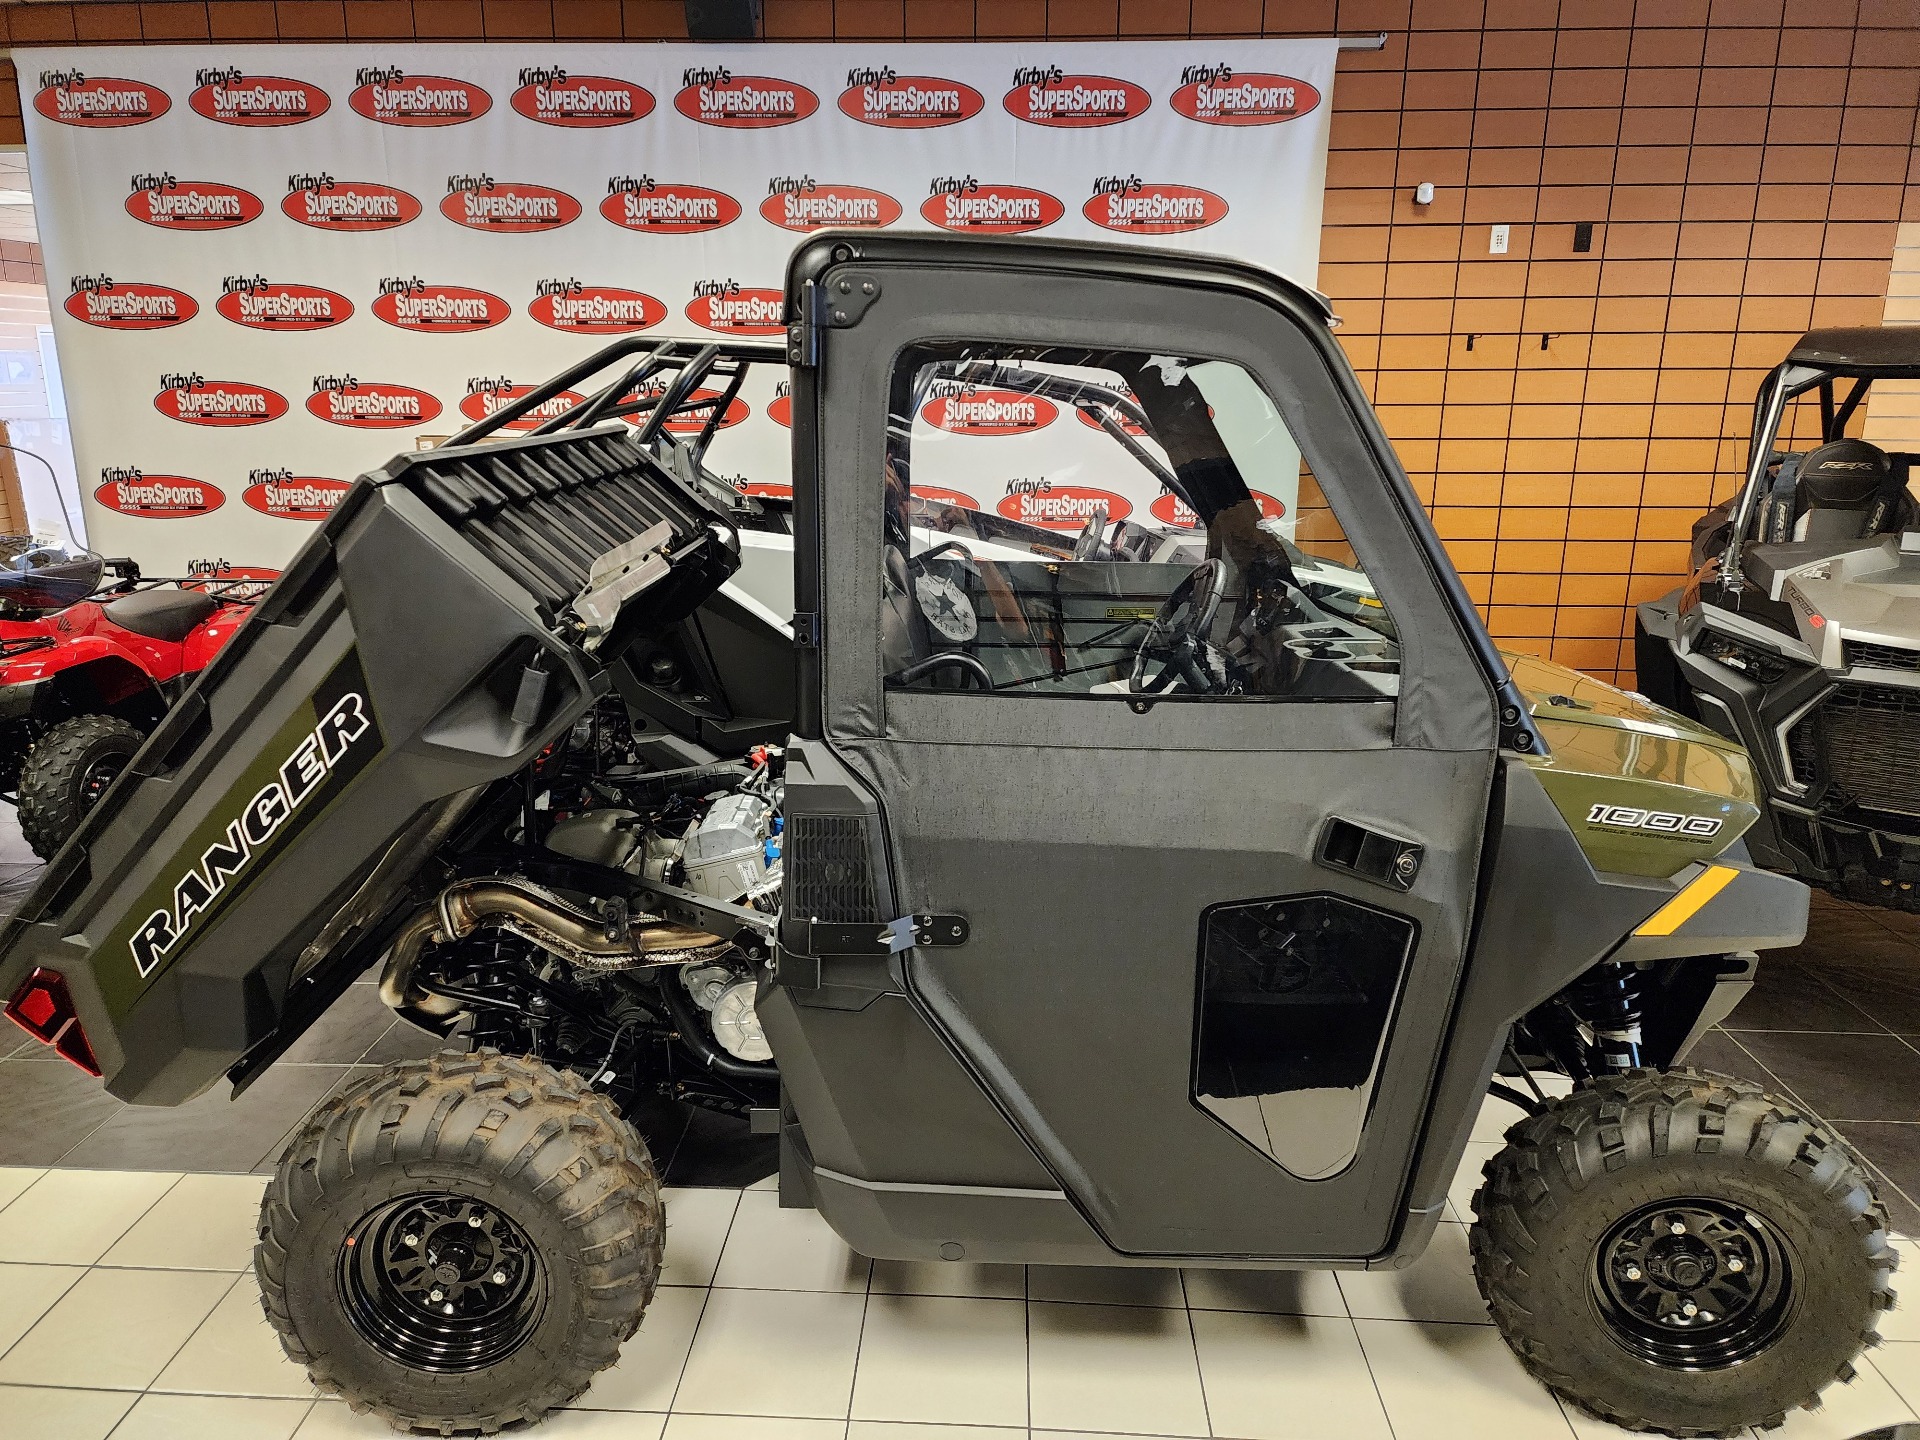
<box><xmin>1489</xmin><ymin>224</ymin><xmax>1510</xmax><ymax>254</ymax></box>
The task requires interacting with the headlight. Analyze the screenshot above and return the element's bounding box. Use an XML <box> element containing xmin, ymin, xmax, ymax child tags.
<box><xmin>1693</xmin><ymin>628</ymin><xmax>1792</xmax><ymax>684</ymax></box>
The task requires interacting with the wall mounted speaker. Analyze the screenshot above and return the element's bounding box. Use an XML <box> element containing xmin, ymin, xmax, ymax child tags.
<box><xmin>685</xmin><ymin>0</ymin><xmax>763</xmax><ymax>39</ymax></box>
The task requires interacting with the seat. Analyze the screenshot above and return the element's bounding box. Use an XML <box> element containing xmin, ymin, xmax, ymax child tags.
<box><xmin>1792</xmin><ymin>438</ymin><xmax>1905</xmax><ymax>542</ymax></box>
<box><xmin>102</xmin><ymin>587</ymin><xmax>218</xmax><ymax>643</ymax></box>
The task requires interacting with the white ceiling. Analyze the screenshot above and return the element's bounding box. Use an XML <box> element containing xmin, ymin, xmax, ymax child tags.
<box><xmin>0</xmin><ymin>153</ymin><xmax>39</xmax><ymax>246</ymax></box>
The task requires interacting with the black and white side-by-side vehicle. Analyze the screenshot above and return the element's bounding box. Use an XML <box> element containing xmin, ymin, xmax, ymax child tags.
<box><xmin>0</xmin><ymin>237</ymin><xmax>1895</xmax><ymax>1437</ymax></box>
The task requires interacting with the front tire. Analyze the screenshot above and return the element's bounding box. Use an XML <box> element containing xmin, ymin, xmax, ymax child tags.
<box><xmin>257</xmin><ymin>1050</ymin><xmax>663</xmax><ymax>1434</ymax></box>
<box><xmin>1470</xmin><ymin>1068</ymin><xmax>1896</xmax><ymax>1437</ymax></box>
<box><xmin>17</xmin><ymin>713</ymin><xmax>144</xmax><ymax>859</ymax></box>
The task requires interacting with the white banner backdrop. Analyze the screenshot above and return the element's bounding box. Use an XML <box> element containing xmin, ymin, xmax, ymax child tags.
<box><xmin>19</xmin><ymin>40</ymin><xmax>1335</xmax><ymax>575</ymax></box>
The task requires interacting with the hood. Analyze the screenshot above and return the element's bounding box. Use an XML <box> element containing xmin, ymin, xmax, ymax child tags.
<box><xmin>1502</xmin><ymin>651</ymin><xmax>1759</xmax><ymax>878</ymax></box>
<box><xmin>1758</xmin><ymin>534</ymin><xmax>1920</xmax><ymax>667</ymax></box>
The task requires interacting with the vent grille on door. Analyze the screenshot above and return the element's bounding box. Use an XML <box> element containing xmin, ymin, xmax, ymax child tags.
<box><xmin>787</xmin><ymin>815</ymin><xmax>880</xmax><ymax>922</ymax></box>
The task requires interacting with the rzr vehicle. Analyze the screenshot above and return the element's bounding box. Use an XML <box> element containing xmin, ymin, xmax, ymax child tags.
<box><xmin>0</xmin><ymin>538</ymin><xmax>259</xmax><ymax>859</ymax></box>
<box><xmin>1637</xmin><ymin>328</ymin><xmax>1920</xmax><ymax>909</ymax></box>
<box><xmin>0</xmin><ymin>238</ymin><xmax>1894</xmax><ymax>1439</ymax></box>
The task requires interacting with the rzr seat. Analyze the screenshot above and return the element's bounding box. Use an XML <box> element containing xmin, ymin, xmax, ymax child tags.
<box><xmin>1764</xmin><ymin>438</ymin><xmax>1911</xmax><ymax>543</ymax></box>
<box><xmin>102</xmin><ymin>587</ymin><xmax>218</xmax><ymax>643</ymax></box>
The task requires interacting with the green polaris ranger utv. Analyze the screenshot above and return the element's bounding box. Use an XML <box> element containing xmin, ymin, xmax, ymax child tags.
<box><xmin>0</xmin><ymin>236</ymin><xmax>1894</xmax><ymax>1438</ymax></box>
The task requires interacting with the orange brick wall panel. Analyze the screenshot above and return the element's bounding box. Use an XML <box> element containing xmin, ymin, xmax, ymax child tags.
<box><xmin>1</xmin><ymin>0</ymin><xmax>1917</xmax><ymax>681</ymax></box>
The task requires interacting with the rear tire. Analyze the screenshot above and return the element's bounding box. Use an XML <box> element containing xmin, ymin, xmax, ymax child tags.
<box><xmin>1470</xmin><ymin>1068</ymin><xmax>1896</xmax><ymax>1437</ymax></box>
<box><xmin>17</xmin><ymin>714</ymin><xmax>144</xmax><ymax>860</ymax></box>
<box><xmin>256</xmin><ymin>1049</ymin><xmax>663</xmax><ymax>1434</ymax></box>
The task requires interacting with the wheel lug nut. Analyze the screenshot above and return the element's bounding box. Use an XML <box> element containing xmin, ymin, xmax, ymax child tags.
<box><xmin>492</xmin><ymin>1270</ymin><xmax>508</xmax><ymax>1284</ymax></box>
<box><xmin>1625</xmin><ymin>1265</ymin><xmax>1642</xmax><ymax>1280</ymax></box>
<box><xmin>1682</xmin><ymin>1301</ymin><xmax>1698</xmax><ymax>1317</ymax></box>
<box><xmin>468</xmin><ymin>1215</ymin><xmax>483</xmax><ymax>1228</ymax></box>
<box><xmin>429</xmin><ymin>1288</ymin><xmax>444</xmax><ymax>1302</ymax></box>
<box><xmin>403</xmin><ymin>1234</ymin><xmax>418</xmax><ymax>1247</ymax></box>
<box><xmin>1727</xmin><ymin>1257</ymin><xmax>1743</xmax><ymax>1272</ymax></box>
<box><xmin>1669</xmin><ymin>1221</ymin><xmax>1686</xmax><ymax>1235</ymax></box>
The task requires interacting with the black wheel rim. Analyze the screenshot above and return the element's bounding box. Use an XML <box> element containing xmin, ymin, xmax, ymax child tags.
<box><xmin>1590</xmin><ymin>1198</ymin><xmax>1796</xmax><ymax>1370</ymax></box>
<box><xmin>338</xmin><ymin>1192</ymin><xmax>546</xmax><ymax>1373</ymax></box>
<box><xmin>78</xmin><ymin>753</ymin><xmax>129</xmax><ymax>810</ymax></box>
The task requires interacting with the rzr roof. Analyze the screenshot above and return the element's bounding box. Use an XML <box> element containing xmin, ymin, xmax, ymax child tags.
<box><xmin>1787</xmin><ymin>326</ymin><xmax>1920</xmax><ymax>377</ymax></box>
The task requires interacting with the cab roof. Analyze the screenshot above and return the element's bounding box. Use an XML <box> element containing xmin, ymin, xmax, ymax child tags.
<box><xmin>1787</xmin><ymin>326</ymin><xmax>1920</xmax><ymax>377</ymax></box>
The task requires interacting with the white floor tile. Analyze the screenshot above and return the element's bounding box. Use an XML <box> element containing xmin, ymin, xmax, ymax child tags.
<box><xmin>869</xmin><ymin>1258</ymin><xmax>1025</xmax><ymax>1300</ymax></box>
<box><xmin>1447</xmin><ymin>1141</ymin><xmax>1502</xmax><ymax>1224</ymax></box>
<box><xmin>1180</xmin><ymin>1265</ymin><xmax>1346</xmax><ymax>1317</ymax></box>
<box><xmin>101</xmin><ymin>1173</ymin><xmax>267</xmax><ymax>1271</ymax></box>
<box><xmin>1878</xmin><ymin>1239</ymin><xmax>1920</xmax><ymax>1342</ymax></box>
<box><xmin>302</xmin><ymin>1399</ymin><xmax>667</xmax><ymax>1438</ymax></box>
<box><xmin>712</xmin><ymin>1189</ymin><xmax>871</xmax><ymax>1293</ymax></box>
<box><xmin>1874</xmin><ymin>1339</ymin><xmax>1920</xmax><ymax>1416</ymax></box>
<box><xmin>1028</xmin><ymin>1264</ymin><xmax>1184</xmax><ymax>1308</ymax></box>
<box><xmin>674</xmin><ymin>1287</ymin><xmax>866</xmax><ymax>1419</ymax></box>
<box><xmin>1027</xmin><ymin>1300</ymin><xmax>1209</xmax><ymax>1437</ymax></box>
<box><xmin>0</xmin><ymin>1165</ymin><xmax>46</xmax><ymax>1212</ymax></box>
<box><xmin>660</xmin><ymin>1187</ymin><xmax>742</xmax><ymax>1289</ymax></box>
<box><xmin>663</xmin><ymin>1417</ymin><xmax>843</xmax><ymax>1440</ymax></box>
<box><xmin>1354</xmin><ymin>1318</ymin><xmax>1575</xmax><ymax>1440</ymax></box>
<box><xmin>573</xmin><ymin>1283</ymin><xmax>708</xmax><ymax>1413</ymax></box>
<box><xmin>0</xmin><ymin>1261</ymin><xmax>85</xmax><ymax>1356</ymax></box>
<box><xmin>1190</xmin><ymin>1308</ymin><xmax>1393</xmax><ymax>1440</ymax></box>
<box><xmin>851</xmin><ymin>1293</ymin><xmax>1027</xmax><ymax>1427</ymax></box>
<box><xmin>154</xmin><ymin>1274</ymin><xmax>315</xmax><ymax>1397</ymax></box>
<box><xmin>746</xmin><ymin>1173</ymin><xmax>779</xmax><ymax>1191</ymax></box>
<box><xmin>0</xmin><ymin>1168</ymin><xmax>180</xmax><ymax>1265</ymax></box>
<box><xmin>1761</xmin><ymin>1359</ymin><xmax>1916</xmax><ymax>1438</ymax></box>
<box><xmin>851</xmin><ymin>1425</ymin><xmax>1022</xmax><ymax>1440</ymax></box>
<box><xmin>0</xmin><ymin>1382</ymin><xmax>135</xmax><ymax>1439</ymax></box>
<box><xmin>93</xmin><ymin>1391</ymin><xmax>312</xmax><ymax>1440</ymax></box>
<box><xmin>0</xmin><ymin>1264</ymin><xmax>232</xmax><ymax>1390</ymax></box>
<box><xmin>1337</xmin><ymin>1222</ymin><xmax>1491</xmax><ymax>1325</ymax></box>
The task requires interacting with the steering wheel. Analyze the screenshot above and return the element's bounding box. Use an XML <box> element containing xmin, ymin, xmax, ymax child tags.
<box><xmin>1131</xmin><ymin>559</ymin><xmax>1229</xmax><ymax>695</ymax></box>
<box><xmin>1071</xmin><ymin>504</ymin><xmax>1110</xmax><ymax>561</ymax></box>
<box><xmin>908</xmin><ymin>539</ymin><xmax>978</xmax><ymax>644</ymax></box>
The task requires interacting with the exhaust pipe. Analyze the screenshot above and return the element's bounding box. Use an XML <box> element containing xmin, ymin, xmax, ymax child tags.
<box><xmin>379</xmin><ymin>877</ymin><xmax>728</xmax><ymax>1018</ymax></box>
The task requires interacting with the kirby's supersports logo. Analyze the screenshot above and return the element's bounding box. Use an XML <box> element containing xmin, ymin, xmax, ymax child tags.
<box><xmin>1151</xmin><ymin>492</ymin><xmax>1284</xmax><ymax>529</ymax></box>
<box><xmin>922</xmin><ymin>385</ymin><xmax>1057</xmax><ymax>436</ymax></box>
<box><xmin>685</xmin><ymin>280</ymin><xmax>785</xmax><ymax>336</ymax></box>
<box><xmin>528</xmin><ymin>279</ymin><xmax>666</xmax><ymax>334</ymax></box>
<box><xmin>996</xmin><ymin>478</ymin><xmax>1133</xmax><ymax>530</ymax></box>
<box><xmin>243</xmin><ymin>469</ymin><xmax>351</xmax><ymax>521</ymax></box>
<box><xmin>1003</xmin><ymin>67</ymin><xmax>1149</xmax><ymax>127</ymax></box>
<box><xmin>349</xmin><ymin>67</ymin><xmax>491</xmax><ymax>125</ymax></box>
<box><xmin>601</xmin><ymin>177</ymin><xmax>741</xmax><ymax>233</ymax></box>
<box><xmin>126</xmin><ymin>174</ymin><xmax>264</xmax><ymax>231</ymax></box>
<box><xmin>64</xmin><ymin>277</ymin><xmax>197</xmax><ymax>330</ymax></box>
<box><xmin>372</xmin><ymin>279</ymin><xmax>510</xmax><ymax>332</ymax></box>
<box><xmin>307</xmin><ymin>375</ymin><xmax>442</xmax><ymax>429</ymax></box>
<box><xmin>459</xmin><ymin>378</ymin><xmax>585</xmax><ymax>432</ymax></box>
<box><xmin>510</xmin><ymin>68</ymin><xmax>653</xmax><ymax>127</ymax></box>
<box><xmin>622</xmin><ymin>378</ymin><xmax>749</xmax><ymax>434</ymax></box>
<box><xmin>442</xmin><ymin>175</ymin><xmax>582</xmax><ymax>232</ymax></box>
<box><xmin>282</xmin><ymin>174</ymin><xmax>422</xmax><ymax>232</ymax></box>
<box><xmin>1084</xmin><ymin>176</ymin><xmax>1228</xmax><ymax>234</ymax></box>
<box><xmin>154</xmin><ymin>374</ymin><xmax>289</xmax><ymax>427</ymax></box>
<box><xmin>215</xmin><ymin>277</ymin><xmax>352</xmax><ymax>331</ymax></box>
<box><xmin>921</xmin><ymin>177</ymin><xmax>1064</xmax><ymax>234</ymax></box>
<box><xmin>94</xmin><ymin>467</ymin><xmax>224</xmax><ymax>519</ymax></box>
<box><xmin>188</xmin><ymin>69</ymin><xmax>329</xmax><ymax>125</ymax></box>
<box><xmin>837</xmin><ymin>68</ymin><xmax>983</xmax><ymax>128</ymax></box>
<box><xmin>35</xmin><ymin>70</ymin><xmax>169</xmax><ymax>127</ymax></box>
<box><xmin>674</xmin><ymin>67</ymin><xmax>819</xmax><ymax>128</ymax></box>
<box><xmin>759</xmin><ymin>177</ymin><xmax>902</xmax><ymax>233</ymax></box>
<box><xmin>1169</xmin><ymin>65</ymin><xmax>1320</xmax><ymax>125</ymax></box>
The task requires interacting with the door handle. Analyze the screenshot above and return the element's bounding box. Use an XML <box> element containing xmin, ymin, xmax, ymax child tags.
<box><xmin>1317</xmin><ymin>817</ymin><xmax>1424</xmax><ymax>891</ymax></box>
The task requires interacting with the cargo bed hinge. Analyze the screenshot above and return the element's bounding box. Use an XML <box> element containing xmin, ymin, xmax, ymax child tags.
<box><xmin>805</xmin><ymin>913</ymin><xmax>968</xmax><ymax>956</ymax></box>
<box><xmin>788</xmin><ymin>273</ymin><xmax>882</xmax><ymax>368</ymax></box>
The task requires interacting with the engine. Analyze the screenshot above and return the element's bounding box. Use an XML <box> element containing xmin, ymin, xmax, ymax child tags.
<box><xmin>375</xmin><ymin>716</ymin><xmax>788</xmax><ymax>1116</ymax></box>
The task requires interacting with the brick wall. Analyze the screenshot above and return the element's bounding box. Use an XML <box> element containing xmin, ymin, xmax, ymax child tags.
<box><xmin>2</xmin><ymin>0</ymin><xmax>1916</xmax><ymax>682</ymax></box>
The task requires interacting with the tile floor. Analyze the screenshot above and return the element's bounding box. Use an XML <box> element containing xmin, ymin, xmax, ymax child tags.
<box><xmin>3</xmin><ymin>809</ymin><xmax>1920</xmax><ymax>1438</ymax></box>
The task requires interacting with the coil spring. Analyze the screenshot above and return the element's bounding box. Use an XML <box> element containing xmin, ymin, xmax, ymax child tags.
<box><xmin>1565</xmin><ymin>961</ymin><xmax>1649</xmax><ymax>1074</ymax></box>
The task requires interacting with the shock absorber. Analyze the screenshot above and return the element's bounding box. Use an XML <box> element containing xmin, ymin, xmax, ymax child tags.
<box><xmin>1566</xmin><ymin>961</ymin><xmax>1649</xmax><ymax>1074</ymax></box>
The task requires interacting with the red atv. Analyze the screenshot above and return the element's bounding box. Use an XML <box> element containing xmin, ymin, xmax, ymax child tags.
<box><xmin>0</xmin><ymin>539</ymin><xmax>261</xmax><ymax>859</ymax></box>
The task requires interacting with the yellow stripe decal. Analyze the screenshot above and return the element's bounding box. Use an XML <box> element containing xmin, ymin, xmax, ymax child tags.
<box><xmin>1635</xmin><ymin>864</ymin><xmax>1741</xmax><ymax>938</ymax></box>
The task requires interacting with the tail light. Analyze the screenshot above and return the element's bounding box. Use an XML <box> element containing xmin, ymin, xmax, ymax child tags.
<box><xmin>4</xmin><ymin>967</ymin><xmax>101</xmax><ymax>1076</ymax></box>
